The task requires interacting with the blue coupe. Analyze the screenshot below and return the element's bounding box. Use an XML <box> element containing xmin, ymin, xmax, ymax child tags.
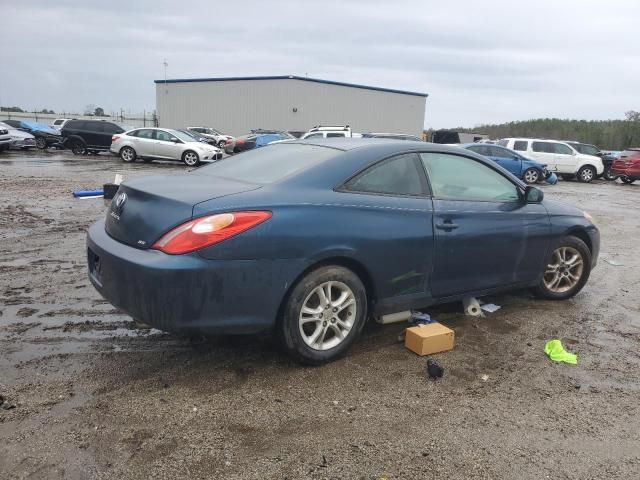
<box><xmin>462</xmin><ymin>143</ymin><xmax>558</xmax><ymax>185</ymax></box>
<box><xmin>87</xmin><ymin>140</ymin><xmax>598</xmax><ymax>363</ymax></box>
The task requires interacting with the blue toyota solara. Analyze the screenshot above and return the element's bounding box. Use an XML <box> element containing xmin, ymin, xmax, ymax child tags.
<box><xmin>461</xmin><ymin>143</ymin><xmax>558</xmax><ymax>185</ymax></box>
<box><xmin>87</xmin><ymin>139</ymin><xmax>599</xmax><ymax>363</ymax></box>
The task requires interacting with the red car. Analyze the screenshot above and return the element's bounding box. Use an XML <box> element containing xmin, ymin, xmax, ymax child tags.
<box><xmin>612</xmin><ymin>148</ymin><xmax>640</xmax><ymax>184</ymax></box>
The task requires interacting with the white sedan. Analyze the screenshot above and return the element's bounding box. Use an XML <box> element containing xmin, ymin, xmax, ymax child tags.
<box><xmin>110</xmin><ymin>128</ymin><xmax>223</xmax><ymax>166</ymax></box>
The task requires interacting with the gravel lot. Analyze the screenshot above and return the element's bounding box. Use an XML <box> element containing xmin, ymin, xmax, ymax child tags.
<box><xmin>1</xmin><ymin>149</ymin><xmax>639</xmax><ymax>480</ymax></box>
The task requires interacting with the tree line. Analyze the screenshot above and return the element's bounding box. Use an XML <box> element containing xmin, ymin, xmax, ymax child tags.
<box><xmin>449</xmin><ymin>111</ymin><xmax>640</xmax><ymax>150</ymax></box>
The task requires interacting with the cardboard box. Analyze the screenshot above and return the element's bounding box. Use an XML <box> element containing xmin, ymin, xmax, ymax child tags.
<box><xmin>404</xmin><ymin>322</ymin><xmax>454</xmax><ymax>356</ymax></box>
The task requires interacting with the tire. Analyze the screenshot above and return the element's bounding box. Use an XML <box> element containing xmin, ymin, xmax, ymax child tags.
<box><xmin>534</xmin><ymin>236</ymin><xmax>591</xmax><ymax>300</ymax></box>
<box><xmin>182</xmin><ymin>150</ymin><xmax>200</xmax><ymax>166</ymax></box>
<box><xmin>218</xmin><ymin>140</ymin><xmax>226</xmax><ymax>148</ymax></box>
<box><xmin>70</xmin><ymin>140</ymin><xmax>86</xmax><ymax>155</ymax></box>
<box><xmin>620</xmin><ymin>176</ymin><xmax>636</xmax><ymax>184</ymax></box>
<box><xmin>560</xmin><ymin>174</ymin><xmax>575</xmax><ymax>181</ymax></box>
<box><xmin>577</xmin><ymin>166</ymin><xmax>596</xmax><ymax>183</ymax></box>
<box><xmin>35</xmin><ymin>137</ymin><xmax>47</xmax><ymax>150</ymax></box>
<box><xmin>278</xmin><ymin>266</ymin><xmax>368</xmax><ymax>364</ymax></box>
<box><xmin>602</xmin><ymin>165</ymin><xmax>616</xmax><ymax>181</ymax></box>
<box><xmin>120</xmin><ymin>146</ymin><xmax>136</xmax><ymax>163</ymax></box>
<box><xmin>522</xmin><ymin>168</ymin><xmax>540</xmax><ymax>185</ymax></box>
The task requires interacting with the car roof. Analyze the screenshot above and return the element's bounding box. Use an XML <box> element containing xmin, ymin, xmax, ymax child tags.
<box><xmin>288</xmin><ymin>137</ymin><xmax>476</xmax><ymax>154</ymax></box>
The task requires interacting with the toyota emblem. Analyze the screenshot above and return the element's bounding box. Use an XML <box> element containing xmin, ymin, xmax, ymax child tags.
<box><xmin>115</xmin><ymin>192</ymin><xmax>127</xmax><ymax>208</ymax></box>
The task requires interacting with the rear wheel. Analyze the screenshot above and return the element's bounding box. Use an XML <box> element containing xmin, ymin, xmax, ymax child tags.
<box><xmin>523</xmin><ymin>168</ymin><xmax>540</xmax><ymax>184</ymax></box>
<box><xmin>182</xmin><ymin>150</ymin><xmax>200</xmax><ymax>166</ymax></box>
<box><xmin>620</xmin><ymin>176</ymin><xmax>636</xmax><ymax>184</ymax></box>
<box><xmin>577</xmin><ymin>166</ymin><xmax>596</xmax><ymax>183</ymax></box>
<box><xmin>70</xmin><ymin>140</ymin><xmax>86</xmax><ymax>155</ymax></box>
<box><xmin>278</xmin><ymin>266</ymin><xmax>367</xmax><ymax>364</ymax></box>
<box><xmin>602</xmin><ymin>165</ymin><xmax>616</xmax><ymax>181</ymax></box>
<box><xmin>218</xmin><ymin>140</ymin><xmax>226</xmax><ymax>148</ymax></box>
<box><xmin>534</xmin><ymin>236</ymin><xmax>591</xmax><ymax>300</ymax></box>
<box><xmin>560</xmin><ymin>174</ymin><xmax>575</xmax><ymax>181</ymax></box>
<box><xmin>35</xmin><ymin>137</ymin><xmax>47</xmax><ymax>149</ymax></box>
<box><xmin>120</xmin><ymin>146</ymin><xmax>136</xmax><ymax>163</ymax></box>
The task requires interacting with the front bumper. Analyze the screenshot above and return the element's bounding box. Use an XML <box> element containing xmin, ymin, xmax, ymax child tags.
<box><xmin>11</xmin><ymin>138</ymin><xmax>36</xmax><ymax>149</ymax></box>
<box><xmin>86</xmin><ymin>219</ymin><xmax>302</xmax><ymax>334</ymax></box>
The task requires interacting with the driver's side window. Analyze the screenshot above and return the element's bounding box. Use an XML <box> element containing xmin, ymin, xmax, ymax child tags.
<box><xmin>155</xmin><ymin>130</ymin><xmax>173</xmax><ymax>142</ymax></box>
<box><xmin>420</xmin><ymin>153</ymin><xmax>519</xmax><ymax>202</ymax></box>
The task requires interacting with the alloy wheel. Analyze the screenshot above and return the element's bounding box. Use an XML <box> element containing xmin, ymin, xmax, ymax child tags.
<box><xmin>121</xmin><ymin>147</ymin><xmax>134</xmax><ymax>162</ymax></box>
<box><xmin>35</xmin><ymin>137</ymin><xmax>46</xmax><ymax>149</ymax></box>
<box><xmin>298</xmin><ymin>281</ymin><xmax>356</xmax><ymax>351</ymax></box>
<box><xmin>184</xmin><ymin>151</ymin><xmax>198</xmax><ymax>166</ymax></box>
<box><xmin>543</xmin><ymin>246</ymin><xmax>584</xmax><ymax>293</ymax></box>
<box><xmin>524</xmin><ymin>169</ymin><xmax>540</xmax><ymax>184</ymax></box>
<box><xmin>580</xmin><ymin>168</ymin><xmax>594</xmax><ymax>182</ymax></box>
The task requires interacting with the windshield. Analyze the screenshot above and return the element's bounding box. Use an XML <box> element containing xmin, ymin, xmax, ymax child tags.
<box><xmin>198</xmin><ymin>144</ymin><xmax>340</xmax><ymax>184</ymax></box>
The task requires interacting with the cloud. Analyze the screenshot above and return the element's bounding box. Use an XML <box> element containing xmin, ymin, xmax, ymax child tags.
<box><xmin>1</xmin><ymin>0</ymin><xmax>639</xmax><ymax>128</ymax></box>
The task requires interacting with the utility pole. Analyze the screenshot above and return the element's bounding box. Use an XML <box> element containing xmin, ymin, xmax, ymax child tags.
<box><xmin>163</xmin><ymin>58</ymin><xmax>168</xmax><ymax>93</ymax></box>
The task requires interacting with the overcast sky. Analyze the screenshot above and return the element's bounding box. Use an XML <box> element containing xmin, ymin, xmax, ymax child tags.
<box><xmin>2</xmin><ymin>0</ymin><xmax>638</xmax><ymax>128</ymax></box>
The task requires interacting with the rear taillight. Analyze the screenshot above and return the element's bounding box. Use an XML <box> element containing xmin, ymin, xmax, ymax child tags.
<box><xmin>111</xmin><ymin>135</ymin><xmax>120</xmax><ymax>142</ymax></box>
<box><xmin>152</xmin><ymin>211</ymin><xmax>272</xmax><ymax>255</ymax></box>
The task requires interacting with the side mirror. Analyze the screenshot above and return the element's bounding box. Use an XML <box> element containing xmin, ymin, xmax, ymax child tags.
<box><xmin>524</xmin><ymin>186</ymin><xmax>544</xmax><ymax>203</ymax></box>
<box><xmin>512</xmin><ymin>155</ymin><xmax>519</xmax><ymax>160</ymax></box>
<box><xmin>171</xmin><ymin>137</ymin><xmax>180</xmax><ymax>143</ymax></box>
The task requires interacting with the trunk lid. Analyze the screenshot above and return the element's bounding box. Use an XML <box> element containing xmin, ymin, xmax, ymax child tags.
<box><xmin>104</xmin><ymin>174</ymin><xmax>260</xmax><ymax>248</ymax></box>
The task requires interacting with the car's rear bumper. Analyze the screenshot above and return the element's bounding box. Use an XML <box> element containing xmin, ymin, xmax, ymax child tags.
<box><xmin>611</xmin><ymin>166</ymin><xmax>640</xmax><ymax>177</ymax></box>
<box><xmin>86</xmin><ymin>219</ymin><xmax>303</xmax><ymax>334</ymax></box>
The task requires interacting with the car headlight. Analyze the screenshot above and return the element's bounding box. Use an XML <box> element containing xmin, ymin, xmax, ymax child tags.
<box><xmin>583</xmin><ymin>211</ymin><xmax>596</xmax><ymax>225</ymax></box>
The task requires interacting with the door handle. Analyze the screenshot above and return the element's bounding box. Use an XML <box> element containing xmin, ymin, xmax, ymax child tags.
<box><xmin>435</xmin><ymin>221</ymin><xmax>459</xmax><ymax>231</ymax></box>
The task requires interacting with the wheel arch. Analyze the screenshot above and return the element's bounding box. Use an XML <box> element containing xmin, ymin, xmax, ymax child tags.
<box><xmin>565</xmin><ymin>228</ymin><xmax>592</xmax><ymax>254</ymax></box>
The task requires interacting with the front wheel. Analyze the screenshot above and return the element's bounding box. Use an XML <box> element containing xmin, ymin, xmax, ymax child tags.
<box><xmin>522</xmin><ymin>168</ymin><xmax>540</xmax><ymax>185</ymax></box>
<box><xmin>577</xmin><ymin>166</ymin><xmax>596</xmax><ymax>183</ymax></box>
<box><xmin>35</xmin><ymin>137</ymin><xmax>47</xmax><ymax>149</ymax></box>
<box><xmin>120</xmin><ymin>146</ymin><xmax>136</xmax><ymax>163</ymax></box>
<box><xmin>278</xmin><ymin>266</ymin><xmax>367</xmax><ymax>364</ymax></box>
<box><xmin>602</xmin><ymin>165</ymin><xmax>616</xmax><ymax>181</ymax></box>
<box><xmin>620</xmin><ymin>176</ymin><xmax>636</xmax><ymax>184</ymax></box>
<box><xmin>218</xmin><ymin>140</ymin><xmax>226</xmax><ymax>148</ymax></box>
<box><xmin>534</xmin><ymin>236</ymin><xmax>591</xmax><ymax>300</ymax></box>
<box><xmin>182</xmin><ymin>150</ymin><xmax>200</xmax><ymax>166</ymax></box>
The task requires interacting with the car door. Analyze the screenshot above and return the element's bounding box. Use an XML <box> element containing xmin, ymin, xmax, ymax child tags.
<box><xmin>339</xmin><ymin>153</ymin><xmax>435</xmax><ymax>305</ymax></box>
<box><xmin>153</xmin><ymin>129</ymin><xmax>183</xmax><ymax>160</ymax></box>
<box><xmin>419</xmin><ymin>152</ymin><xmax>550</xmax><ymax>297</ymax></box>
<box><xmin>531</xmin><ymin>141</ymin><xmax>558</xmax><ymax>172</ymax></box>
<box><xmin>101</xmin><ymin>123</ymin><xmax>123</xmax><ymax>148</ymax></box>
<box><xmin>131</xmin><ymin>129</ymin><xmax>156</xmax><ymax>156</ymax></box>
<box><xmin>551</xmin><ymin>142</ymin><xmax>577</xmax><ymax>173</ymax></box>
<box><xmin>487</xmin><ymin>146</ymin><xmax>523</xmax><ymax>177</ymax></box>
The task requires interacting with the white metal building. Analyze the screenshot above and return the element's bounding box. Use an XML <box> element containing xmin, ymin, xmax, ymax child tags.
<box><xmin>155</xmin><ymin>75</ymin><xmax>427</xmax><ymax>136</ymax></box>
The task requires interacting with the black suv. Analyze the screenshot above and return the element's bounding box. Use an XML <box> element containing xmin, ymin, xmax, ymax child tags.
<box><xmin>61</xmin><ymin>120</ymin><xmax>128</xmax><ymax>155</ymax></box>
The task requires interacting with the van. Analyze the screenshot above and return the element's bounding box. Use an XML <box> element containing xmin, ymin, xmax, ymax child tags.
<box><xmin>498</xmin><ymin>138</ymin><xmax>603</xmax><ymax>182</ymax></box>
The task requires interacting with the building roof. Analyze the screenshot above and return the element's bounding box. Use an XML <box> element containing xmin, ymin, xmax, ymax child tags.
<box><xmin>153</xmin><ymin>75</ymin><xmax>428</xmax><ymax>98</ymax></box>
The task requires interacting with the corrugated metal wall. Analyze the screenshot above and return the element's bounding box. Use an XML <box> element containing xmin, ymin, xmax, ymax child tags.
<box><xmin>155</xmin><ymin>78</ymin><xmax>426</xmax><ymax>136</ymax></box>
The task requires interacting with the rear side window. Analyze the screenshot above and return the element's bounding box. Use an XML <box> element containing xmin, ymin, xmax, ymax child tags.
<box><xmin>326</xmin><ymin>133</ymin><xmax>345</xmax><ymax>138</ymax></box>
<box><xmin>66</xmin><ymin>121</ymin><xmax>86</xmax><ymax>130</ymax></box>
<box><xmin>344</xmin><ymin>153</ymin><xmax>429</xmax><ymax>196</ymax></box>
<box><xmin>132</xmin><ymin>129</ymin><xmax>154</xmax><ymax>139</ymax></box>
<box><xmin>532</xmin><ymin>141</ymin><xmax>554</xmax><ymax>153</ymax></box>
<box><xmin>102</xmin><ymin>123</ymin><xmax>122</xmax><ymax>134</ymax></box>
<box><xmin>199</xmin><ymin>144</ymin><xmax>339</xmax><ymax>184</ymax></box>
<box><xmin>420</xmin><ymin>152</ymin><xmax>519</xmax><ymax>202</ymax></box>
<box><xmin>513</xmin><ymin>140</ymin><xmax>527</xmax><ymax>151</ymax></box>
<box><xmin>489</xmin><ymin>146</ymin><xmax>512</xmax><ymax>158</ymax></box>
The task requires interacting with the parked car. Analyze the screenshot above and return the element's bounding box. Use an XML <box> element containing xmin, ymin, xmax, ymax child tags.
<box><xmin>187</xmin><ymin>127</ymin><xmax>234</xmax><ymax>148</ymax></box>
<box><xmin>2</xmin><ymin>120</ymin><xmax>61</xmax><ymax>149</ymax></box>
<box><xmin>87</xmin><ymin>139</ymin><xmax>599</xmax><ymax>364</ymax></box>
<box><xmin>224</xmin><ymin>132</ymin><xmax>291</xmax><ymax>154</ymax></box>
<box><xmin>0</xmin><ymin>127</ymin><xmax>11</xmax><ymax>151</ymax></box>
<box><xmin>430</xmin><ymin>130</ymin><xmax>489</xmax><ymax>144</ymax></box>
<box><xmin>611</xmin><ymin>148</ymin><xmax>640</xmax><ymax>184</ymax></box>
<box><xmin>362</xmin><ymin>133</ymin><xmax>423</xmax><ymax>141</ymax></box>
<box><xmin>462</xmin><ymin>143</ymin><xmax>557</xmax><ymax>185</ymax></box>
<box><xmin>177</xmin><ymin>129</ymin><xmax>218</xmax><ymax>146</ymax></box>
<box><xmin>498</xmin><ymin>138</ymin><xmax>603</xmax><ymax>182</ymax></box>
<box><xmin>0</xmin><ymin>121</ymin><xmax>36</xmax><ymax>149</ymax></box>
<box><xmin>50</xmin><ymin>118</ymin><xmax>73</xmax><ymax>130</ymax></box>
<box><xmin>300</xmin><ymin>125</ymin><xmax>356</xmax><ymax>139</ymax></box>
<box><xmin>564</xmin><ymin>141</ymin><xmax>616</xmax><ymax>181</ymax></box>
<box><xmin>110</xmin><ymin>128</ymin><xmax>223</xmax><ymax>166</ymax></box>
<box><xmin>61</xmin><ymin>119</ymin><xmax>131</xmax><ymax>155</ymax></box>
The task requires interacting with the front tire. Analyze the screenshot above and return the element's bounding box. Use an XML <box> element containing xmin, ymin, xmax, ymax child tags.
<box><xmin>534</xmin><ymin>236</ymin><xmax>591</xmax><ymax>300</ymax></box>
<box><xmin>602</xmin><ymin>165</ymin><xmax>616</xmax><ymax>181</ymax></box>
<box><xmin>70</xmin><ymin>140</ymin><xmax>86</xmax><ymax>155</ymax></box>
<box><xmin>278</xmin><ymin>266</ymin><xmax>368</xmax><ymax>364</ymax></box>
<box><xmin>120</xmin><ymin>146</ymin><xmax>136</xmax><ymax>163</ymax></box>
<box><xmin>620</xmin><ymin>176</ymin><xmax>636</xmax><ymax>184</ymax></box>
<box><xmin>523</xmin><ymin>168</ymin><xmax>540</xmax><ymax>185</ymax></box>
<box><xmin>577</xmin><ymin>165</ymin><xmax>596</xmax><ymax>183</ymax></box>
<box><xmin>35</xmin><ymin>137</ymin><xmax>47</xmax><ymax>150</ymax></box>
<box><xmin>218</xmin><ymin>140</ymin><xmax>226</xmax><ymax>148</ymax></box>
<box><xmin>182</xmin><ymin>150</ymin><xmax>200</xmax><ymax>166</ymax></box>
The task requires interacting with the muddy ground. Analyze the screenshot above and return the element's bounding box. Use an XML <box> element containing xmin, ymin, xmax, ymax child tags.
<box><xmin>0</xmin><ymin>149</ymin><xmax>639</xmax><ymax>480</ymax></box>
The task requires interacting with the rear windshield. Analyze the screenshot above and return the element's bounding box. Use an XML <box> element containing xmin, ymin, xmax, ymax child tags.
<box><xmin>199</xmin><ymin>144</ymin><xmax>340</xmax><ymax>184</ymax></box>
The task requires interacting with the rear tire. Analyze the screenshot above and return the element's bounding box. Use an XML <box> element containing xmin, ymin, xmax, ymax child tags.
<box><xmin>620</xmin><ymin>176</ymin><xmax>636</xmax><ymax>184</ymax></box>
<box><xmin>560</xmin><ymin>174</ymin><xmax>575</xmax><ymax>181</ymax></box>
<box><xmin>577</xmin><ymin>166</ymin><xmax>596</xmax><ymax>183</ymax></box>
<box><xmin>278</xmin><ymin>266</ymin><xmax>368</xmax><ymax>364</ymax></box>
<box><xmin>218</xmin><ymin>140</ymin><xmax>226</xmax><ymax>148</ymax></box>
<box><xmin>522</xmin><ymin>168</ymin><xmax>540</xmax><ymax>185</ymax></box>
<box><xmin>534</xmin><ymin>236</ymin><xmax>591</xmax><ymax>300</ymax></box>
<box><xmin>35</xmin><ymin>137</ymin><xmax>47</xmax><ymax>150</ymax></box>
<box><xmin>182</xmin><ymin>150</ymin><xmax>200</xmax><ymax>166</ymax></box>
<box><xmin>120</xmin><ymin>146</ymin><xmax>136</xmax><ymax>163</ymax></box>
